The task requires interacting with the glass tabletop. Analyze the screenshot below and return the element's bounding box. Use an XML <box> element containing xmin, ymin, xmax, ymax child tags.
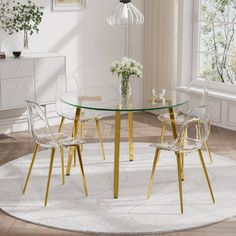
<box><xmin>60</xmin><ymin>89</ymin><xmax>189</xmax><ymax>112</ymax></box>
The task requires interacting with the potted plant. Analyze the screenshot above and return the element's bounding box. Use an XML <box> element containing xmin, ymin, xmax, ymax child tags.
<box><xmin>111</xmin><ymin>57</ymin><xmax>143</xmax><ymax>102</ymax></box>
<box><xmin>0</xmin><ymin>0</ymin><xmax>44</xmax><ymax>49</ymax></box>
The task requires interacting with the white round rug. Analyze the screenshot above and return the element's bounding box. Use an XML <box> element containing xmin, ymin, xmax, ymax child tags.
<box><xmin>0</xmin><ymin>142</ymin><xmax>236</xmax><ymax>234</ymax></box>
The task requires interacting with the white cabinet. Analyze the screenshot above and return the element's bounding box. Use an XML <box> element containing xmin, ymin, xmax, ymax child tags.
<box><xmin>0</xmin><ymin>54</ymin><xmax>66</xmax><ymax>110</ymax></box>
<box><xmin>0</xmin><ymin>61</ymin><xmax>34</xmax><ymax>79</ymax></box>
<box><xmin>1</xmin><ymin>77</ymin><xmax>34</xmax><ymax>108</ymax></box>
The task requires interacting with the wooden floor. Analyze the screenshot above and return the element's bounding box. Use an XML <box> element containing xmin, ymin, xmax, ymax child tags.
<box><xmin>1</xmin><ymin>112</ymin><xmax>236</xmax><ymax>236</ymax></box>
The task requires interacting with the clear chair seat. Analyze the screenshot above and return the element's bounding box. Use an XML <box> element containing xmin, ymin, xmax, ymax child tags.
<box><xmin>158</xmin><ymin>112</ymin><xmax>187</xmax><ymax>124</ymax></box>
<box><xmin>37</xmin><ymin>132</ymin><xmax>85</xmax><ymax>149</ymax></box>
<box><xmin>150</xmin><ymin>139</ymin><xmax>202</xmax><ymax>153</ymax></box>
<box><xmin>57</xmin><ymin>110</ymin><xmax>103</xmax><ymax>122</ymax></box>
<box><xmin>158</xmin><ymin>112</ymin><xmax>200</xmax><ymax>124</ymax></box>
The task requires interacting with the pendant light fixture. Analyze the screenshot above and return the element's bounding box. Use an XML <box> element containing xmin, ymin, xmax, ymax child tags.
<box><xmin>107</xmin><ymin>0</ymin><xmax>144</xmax><ymax>26</ymax></box>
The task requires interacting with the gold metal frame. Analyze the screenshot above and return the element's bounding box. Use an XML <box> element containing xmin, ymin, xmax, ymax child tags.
<box><xmin>128</xmin><ymin>112</ymin><xmax>134</xmax><ymax>161</ymax></box>
<box><xmin>114</xmin><ymin>112</ymin><xmax>121</xmax><ymax>198</ymax></box>
<box><xmin>95</xmin><ymin>119</ymin><xmax>106</xmax><ymax>160</ymax></box>
<box><xmin>66</xmin><ymin>108</ymin><xmax>81</xmax><ymax>175</ymax></box>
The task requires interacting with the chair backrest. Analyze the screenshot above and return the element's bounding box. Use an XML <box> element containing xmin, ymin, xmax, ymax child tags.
<box><xmin>26</xmin><ymin>100</ymin><xmax>56</xmax><ymax>146</ymax></box>
<box><xmin>55</xmin><ymin>74</ymin><xmax>83</xmax><ymax>116</ymax></box>
<box><xmin>174</xmin><ymin>105</ymin><xmax>211</xmax><ymax>153</ymax></box>
<box><xmin>187</xmin><ymin>76</ymin><xmax>208</xmax><ymax>102</ymax></box>
<box><xmin>179</xmin><ymin>76</ymin><xmax>209</xmax><ymax>114</ymax></box>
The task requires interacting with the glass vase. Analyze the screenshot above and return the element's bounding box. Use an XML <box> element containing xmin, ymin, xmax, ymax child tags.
<box><xmin>119</xmin><ymin>78</ymin><xmax>132</xmax><ymax>103</ymax></box>
<box><xmin>23</xmin><ymin>30</ymin><xmax>29</xmax><ymax>49</ymax></box>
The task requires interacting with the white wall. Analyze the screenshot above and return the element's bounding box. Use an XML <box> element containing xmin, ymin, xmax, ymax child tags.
<box><xmin>0</xmin><ymin>0</ymin><xmax>144</xmax><ymax>133</ymax></box>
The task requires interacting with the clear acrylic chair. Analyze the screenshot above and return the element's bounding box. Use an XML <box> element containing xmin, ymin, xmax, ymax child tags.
<box><xmin>158</xmin><ymin>77</ymin><xmax>213</xmax><ymax>163</ymax></box>
<box><xmin>23</xmin><ymin>101</ymin><xmax>88</xmax><ymax>207</ymax></box>
<box><xmin>147</xmin><ymin>105</ymin><xmax>215</xmax><ymax>214</ymax></box>
<box><xmin>55</xmin><ymin>74</ymin><xmax>106</xmax><ymax>161</ymax></box>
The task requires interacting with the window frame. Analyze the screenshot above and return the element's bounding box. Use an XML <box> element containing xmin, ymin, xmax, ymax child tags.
<box><xmin>192</xmin><ymin>0</ymin><xmax>236</xmax><ymax>94</ymax></box>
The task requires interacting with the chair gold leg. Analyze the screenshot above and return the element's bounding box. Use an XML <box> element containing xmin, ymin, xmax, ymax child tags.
<box><xmin>198</xmin><ymin>149</ymin><xmax>215</xmax><ymax>204</ymax></box>
<box><xmin>74</xmin><ymin>147</ymin><xmax>77</xmax><ymax>167</ymax></box>
<box><xmin>160</xmin><ymin>122</ymin><xmax>166</xmax><ymax>143</ymax></box>
<box><xmin>181</xmin><ymin>127</ymin><xmax>188</xmax><ymax>181</ymax></box>
<box><xmin>80</xmin><ymin>121</ymin><xmax>84</xmax><ymax>152</ymax></box>
<box><xmin>95</xmin><ymin>119</ymin><xmax>106</xmax><ymax>160</ymax></box>
<box><xmin>71</xmin><ymin>123</ymin><xmax>77</xmax><ymax>167</ymax></box>
<box><xmin>196</xmin><ymin>122</ymin><xmax>212</xmax><ymax>163</ymax></box>
<box><xmin>128</xmin><ymin>112</ymin><xmax>134</xmax><ymax>161</ymax></box>
<box><xmin>44</xmin><ymin>148</ymin><xmax>56</xmax><ymax>207</ymax></box>
<box><xmin>114</xmin><ymin>111</ymin><xmax>121</xmax><ymax>198</ymax></box>
<box><xmin>58</xmin><ymin>117</ymin><xmax>65</xmax><ymax>132</ymax></box>
<box><xmin>147</xmin><ymin>149</ymin><xmax>160</xmax><ymax>199</ymax></box>
<box><xmin>23</xmin><ymin>144</ymin><xmax>40</xmax><ymax>194</ymax></box>
<box><xmin>76</xmin><ymin>145</ymin><xmax>88</xmax><ymax>196</ymax></box>
<box><xmin>180</xmin><ymin>154</ymin><xmax>184</xmax><ymax>181</ymax></box>
<box><xmin>66</xmin><ymin>108</ymin><xmax>81</xmax><ymax>175</ymax></box>
<box><xmin>176</xmin><ymin>153</ymin><xmax>184</xmax><ymax>214</ymax></box>
<box><xmin>205</xmin><ymin>141</ymin><xmax>213</xmax><ymax>163</ymax></box>
<box><xmin>60</xmin><ymin>147</ymin><xmax>65</xmax><ymax>185</ymax></box>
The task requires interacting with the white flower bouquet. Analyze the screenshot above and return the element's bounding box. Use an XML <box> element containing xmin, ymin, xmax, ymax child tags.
<box><xmin>111</xmin><ymin>57</ymin><xmax>143</xmax><ymax>100</ymax></box>
<box><xmin>111</xmin><ymin>57</ymin><xmax>143</xmax><ymax>79</ymax></box>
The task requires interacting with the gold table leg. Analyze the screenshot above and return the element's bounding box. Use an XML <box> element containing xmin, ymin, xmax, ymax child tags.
<box><xmin>114</xmin><ymin>112</ymin><xmax>121</xmax><ymax>198</ymax></box>
<box><xmin>66</xmin><ymin>108</ymin><xmax>81</xmax><ymax>176</ymax></box>
<box><xmin>128</xmin><ymin>112</ymin><xmax>134</xmax><ymax>161</ymax></box>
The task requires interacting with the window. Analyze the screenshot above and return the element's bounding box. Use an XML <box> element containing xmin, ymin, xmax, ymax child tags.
<box><xmin>194</xmin><ymin>0</ymin><xmax>236</xmax><ymax>89</ymax></box>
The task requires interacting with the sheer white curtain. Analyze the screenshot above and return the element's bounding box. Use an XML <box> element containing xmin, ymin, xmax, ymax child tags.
<box><xmin>144</xmin><ymin>0</ymin><xmax>179</xmax><ymax>104</ymax></box>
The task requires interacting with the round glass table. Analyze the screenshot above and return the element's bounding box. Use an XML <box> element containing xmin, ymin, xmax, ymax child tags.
<box><xmin>61</xmin><ymin>90</ymin><xmax>189</xmax><ymax>198</ymax></box>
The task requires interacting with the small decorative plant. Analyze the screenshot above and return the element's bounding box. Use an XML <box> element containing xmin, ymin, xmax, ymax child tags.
<box><xmin>0</xmin><ymin>0</ymin><xmax>44</xmax><ymax>49</ymax></box>
<box><xmin>111</xmin><ymin>57</ymin><xmax>142</xmax><ymax>101</ymax></box>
